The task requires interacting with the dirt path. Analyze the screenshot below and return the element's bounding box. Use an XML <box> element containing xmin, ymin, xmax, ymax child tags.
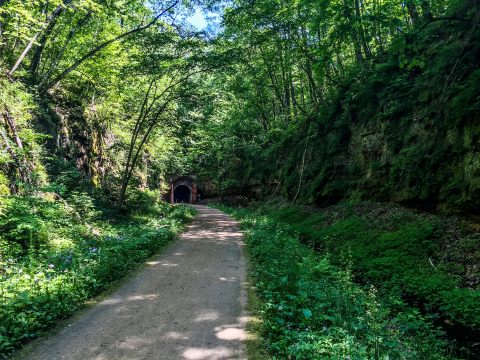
<box><xmin>21</xmin><ymin>206</ymin><xmax>247</xmax><ymax>360</ymax></box>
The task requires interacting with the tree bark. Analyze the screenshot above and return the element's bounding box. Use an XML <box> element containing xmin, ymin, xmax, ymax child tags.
<box><xmin>406</xmin><ymin>0</ymin><xmax>420</xmax><ymax>25</ymax></box>
<box><xmin>0</xmin><ymin>127</ymin><xmax>26</xmax><ymax>187</ymax></box>
<box><xmin>3</xmin><ymin>106</ymin><xmax>24</xmax><ymax>150</ymax></box>
<box><xmin>1</xmin><ymin>107</ymin><xmax>34</xmax><ymax>188</ymax></box>
<box><xmin>29</xmin><ymin>7</ymin><xmax>65</xmax><ymax>76</ymax></box>
<box><xmin>8</xmin><ymin>0</ymin><xmax>73</xmax><ymax>76</ymax></box>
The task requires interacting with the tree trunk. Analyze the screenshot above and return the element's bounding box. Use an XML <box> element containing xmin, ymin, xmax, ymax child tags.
<box><xmin>343</xmin><ymin>0</ymin><xmax>365</xmax><ymax>65</ymax></box>
<box><xmin>0</xmin><ymin>0</ymin><xmax>6</xmax><ymax>49</ymax></box>
<box><xmin>258</xmin><ymin>46</ymin><xmax>285</xmax><ymax>110</ymax></box>
<box><xmin>4</xmin><ymin>106</ymin><xmax>24</xmax><ymax>150</ymax></box>
<box><xmin>1</xmin><ymin>107</ymin><xmax>34</xmax><ymax>189</ymax></box>
<box><xmin>29</xmin><ymin>7</ymin><xmax>65</xmax><ymax>77</ymax></box>
<box><xmin>118</xmin><ymin>81</ymin><xmax>156</xmax><ymax>207</ymax></box>
<box><xmin>406</xmin><ymin>0</ymin><xmax>420</xmax><ymax>25</ymax></box>
<box><xmin>0</xmin><ymin>128</ymin><xmax>26</xmax><ymax>189</ymax></box>
<box><xmin>279</xmin><ymin>43</ymin><xmax>292</xmax><ymax>121</ymax></box>
<box><xmin>288</xmin><ymin>69</ymin><xmax>297</xmax><ymax>120</ymax></box>
<box><xmin>354</xmin><ymin>0</ymin><xmax>372</xmax><ymax>60</ymax></box>
<box><xmin>420</xmin><ymin>1</ymin><xmax>433</xmax><ymax>21</ymax></box>
<box><xmin>38</xmin><ymin>11</ymin><xmax>92</xmax><ymax>86</ymax></box>
<box><xmin>118</xmin><ymin>90</ymin><xmax>179</xmax><ymax>208</ymax></box>
<box><xmin>8</xmin><ymin>0</ymin><xmax>73</xmax><ymax>76</ymax></box>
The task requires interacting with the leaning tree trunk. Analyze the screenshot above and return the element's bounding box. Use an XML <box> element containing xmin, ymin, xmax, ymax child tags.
<box><xmin>29</xmin><ymin>7</ymin><xmax>64</xmax><ymax>76</ymax></box>
<box><xmin>1</xmin><ymin>107</ymin><xmax>35</xmax><ymax>191</ymax></box>
<box><xmin>8</xmin><ymin>0</ymin><xmax>73</xmax><ymax>76</ymax></box>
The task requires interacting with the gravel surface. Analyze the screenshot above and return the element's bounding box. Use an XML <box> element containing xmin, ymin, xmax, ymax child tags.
<box><xmin>21</xmin><ymin>205</ymin><xmax>247</xmax><ymax>360</ymax></box>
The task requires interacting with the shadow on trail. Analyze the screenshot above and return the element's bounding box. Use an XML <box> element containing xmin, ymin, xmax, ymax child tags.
<box><xmin>22</xmin><ymin>206</ymin><xmax>247</xmax><ymax>360</ymax></box>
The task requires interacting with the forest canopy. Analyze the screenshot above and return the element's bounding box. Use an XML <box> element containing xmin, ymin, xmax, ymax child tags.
<box><xmin>1</xmin><ymin>0</ymin><xmax>478</xmax><ymax>209</ymax></box>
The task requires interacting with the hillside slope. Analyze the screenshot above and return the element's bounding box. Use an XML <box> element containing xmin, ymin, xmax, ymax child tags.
<box><xmin>199</xmin><ymin>0</ymin><xmax>480</xmax><ymax>214</ymax></box>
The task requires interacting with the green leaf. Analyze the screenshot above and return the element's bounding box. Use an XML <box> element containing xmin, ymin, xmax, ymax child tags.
<box><xmin>302</xmin><ymin>308</ymin><xmax>312</xmax><ymax>319</ymax></box>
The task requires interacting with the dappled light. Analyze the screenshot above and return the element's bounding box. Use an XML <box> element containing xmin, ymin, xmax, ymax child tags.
<box><xmin>17</xmin><ymin>206</ymin><xmax>247</xmax><ymax>360</ymax></box>
<box><xmin>215</xmin><ymin>327</ymin><xmax>247</xmax><ymax>341</ymax></box>
<box><xmin>164</xmin><ymin>331</ymin><xmax>189</xmax><ymax>340</ymax></box>
<box><xmin>102</xmin><ymin>294</ymin><xmax>159</xmax><ymax>306</ymax></box>
<box><xmin>160</xmin><ymin>262</ymin><xmax>180</xmax><ymax>267</ymax></box>
<box><xmin>195</xmin><ymin>311</ymin><xmax>219</xmax><ymax>322</ymax></box>
<box><xmin>183</xmin><ymin>346</ymin><xmax>234</xmax><ymax>360</ymax></box>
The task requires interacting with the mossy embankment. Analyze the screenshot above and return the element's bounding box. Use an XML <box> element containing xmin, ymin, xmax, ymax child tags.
<box><xmin>221</xmin><ymin>0</ymin><xmax>480</xmax><ymax>215</ymax></box>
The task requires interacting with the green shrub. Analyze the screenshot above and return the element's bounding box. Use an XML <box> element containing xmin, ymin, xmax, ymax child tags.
<box><xmin>0</xmin><ymin>197</ymin><xmax>51</xmax><ymax>252</ymax></box>
<box><xmin>125</xmin><ymin>188</ymin><xmax>162</xmax><ymax>214</ymax></box>
<box><xmin>0</xmin><ymin>175</ymin><xmax>10</xmax><ymax>196</ymax></box>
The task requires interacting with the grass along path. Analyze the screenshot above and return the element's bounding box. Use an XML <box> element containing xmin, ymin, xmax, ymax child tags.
<box><xmin>221</xmin><ymin>204</ymin><xmax>462</xmax><ymax>359</ymax></box>
<box><xmin>0</xmin><ymin>199</ymin><xmax>195</xmax><ymax>357</ymax></box>
<box><xmin>15</xmin><ymin>206</ymin><xmax>247</xmax><ymax>360</ymax></box>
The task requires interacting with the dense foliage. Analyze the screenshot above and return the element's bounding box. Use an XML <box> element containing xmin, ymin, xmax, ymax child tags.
<box><xmin>0</xmin><ymin>0</ymin><xmax>211</xmax><ymax>204</ymax></box>
<box><xmin>239</xmin><ymin>201</ymin><xmax>480</xmax><ymax>353</ymax></box>
<box><xmin>223</xmin><ymin>204</ymin><xmax>455</xmax><ymax>359</ymax></box>
<box><xmin>271</xmin><ymin>202</ymin><xmax>480</xmax><ymax>323</ymax></box>
<box><xmin>0</xmin><ymin>0</ymin><xmax>208</xmax><ymax>356</ymax></box>
<box><xmin>0</xmin><ymin>191</ymin><xmax>195</xmax><ymax>353</ymax></box>
<box><xmin>192</xmin><ymin>0</ymin><xmax>480</xmax><ymax>212</ymax></box>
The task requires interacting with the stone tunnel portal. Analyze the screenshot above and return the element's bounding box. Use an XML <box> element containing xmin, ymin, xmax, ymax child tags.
<box><xmin>169</xmin><ymin>176</ymin><xmax>198</xmax><ymax>204</ymax></box>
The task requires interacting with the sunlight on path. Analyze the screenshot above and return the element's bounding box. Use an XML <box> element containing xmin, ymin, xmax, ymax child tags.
<box><xmin>21</xmin><ymin>206</ymin><xmax>247</xmax><ymax>360</ymax></box>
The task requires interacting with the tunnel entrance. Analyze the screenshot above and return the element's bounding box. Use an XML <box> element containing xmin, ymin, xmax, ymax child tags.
<box><xmin>168</xmin><ymin>176</ymin><xmax>198</xmax><ymax>204</ymax></box>
<box><xmin>173</xmin><ymin>185</ymin><xmax>191</xmax><ymax>203</ymax></box>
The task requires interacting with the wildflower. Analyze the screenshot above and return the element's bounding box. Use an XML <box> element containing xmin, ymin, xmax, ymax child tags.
<box><xmin>48</xmin><ymin>264</ymin><xmax>55</xmax><ymax>269</ymax></box>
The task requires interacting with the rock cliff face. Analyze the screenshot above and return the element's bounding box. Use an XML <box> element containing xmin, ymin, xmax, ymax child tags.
<box><xmin>263</xmin><ymin>9</ymin><xmax>480</xmax><ymax>213</ymax></box>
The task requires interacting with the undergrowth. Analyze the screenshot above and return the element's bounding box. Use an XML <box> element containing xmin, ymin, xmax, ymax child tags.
<box><xmin>221</xmin><ymin>205</ymin><xmax>458</xmax><ymax>359</ymax></box>
<box><xmin>0</xmin><ymin>192</ymin><xmax>196</xmax><ymax>356</ymax></box>
<box><xmin>264</xmin><ymin>201</ymin><xmax>480</xmax><ymax>337</ymax></box>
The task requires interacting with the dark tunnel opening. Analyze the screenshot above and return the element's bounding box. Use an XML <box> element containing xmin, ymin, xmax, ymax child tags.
<box><xmin>174</xmin><ymin>185</ymin><xmax>191</xmax><ymax>203</ymax></box>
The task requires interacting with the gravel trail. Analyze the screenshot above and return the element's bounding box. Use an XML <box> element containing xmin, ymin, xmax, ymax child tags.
<box><xmin>21</xmin><ymin>205</ymin><xmax>247</xmax><ymax>360</ymax></box>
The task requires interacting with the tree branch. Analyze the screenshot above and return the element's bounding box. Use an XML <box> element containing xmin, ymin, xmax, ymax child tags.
<box><xmin>8</xmin><ymin>0</ymin><xmax>73</xmax><ymax>76</ymax></box>
<box><xmin>45</xmin><ymin>0</ymin><xmax>179</xmax><ymax>90</ymax></box>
